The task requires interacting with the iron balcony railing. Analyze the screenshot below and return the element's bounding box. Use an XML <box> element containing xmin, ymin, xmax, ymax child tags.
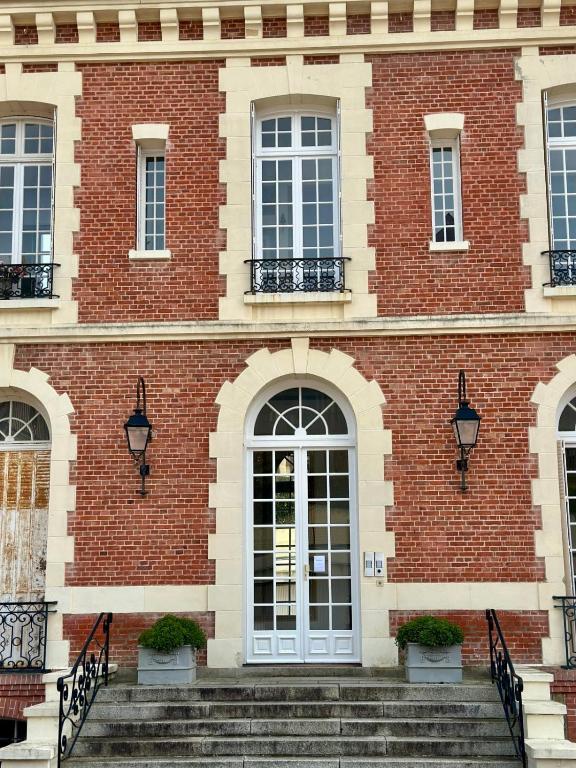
<box><xmin>0</xmin><ymin>601</ymin><xmax>57</xmax><ymax>673</ymax></box>
<box><xmin>245</xmin><ymin>257</ymin><xmax>351</xmax><ymax>294</ymax></box>
<box><xmin>542</xmin><ymin>250</ymin><xmax>576</xmax><ymax>287</ymax></box>
<box><xmin>0</xmin><ymin>262</ymin><xmax>59</xmax><ymax>300</ymax></box>
<box><xmin>486</xmin><ymin>609</ymin><xmax>526</xmax><ymax>767</ymax></box>
<box><xmin>58</xmin><ymin>612</ymin><xmax>112</xmax><ymax>765</ymax></box>
<box><xmin>553</xmin><ymin>595</ymin><xmax>576</xmax><ymax>668</ymax></box>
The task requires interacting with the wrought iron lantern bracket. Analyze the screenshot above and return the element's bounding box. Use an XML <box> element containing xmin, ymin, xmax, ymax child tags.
<box><xmin>123</xmin><ymin>377</ymin><xmax>152</xmax><ymax>496</ymax></box>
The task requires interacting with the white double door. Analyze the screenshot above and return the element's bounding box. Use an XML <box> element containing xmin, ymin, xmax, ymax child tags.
<box><xmin>246</xmin><ymin>444</ymin><xmax>360</xmax><ymax>663</ymax></box>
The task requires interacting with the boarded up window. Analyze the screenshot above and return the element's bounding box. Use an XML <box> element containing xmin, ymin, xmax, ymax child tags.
<box><xmin>0</xmin><ymin>450</ymin><xmax>50</xmax><ymax>600</ymax></box>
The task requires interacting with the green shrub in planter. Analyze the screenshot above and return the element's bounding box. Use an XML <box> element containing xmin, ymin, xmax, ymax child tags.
<box><xmin>396</xmin><ymin>616</ymin><xmax>464</xmax><ymax>650</ymax></box>
<box><xmin>138</xmin><ymin>615</ymin><xmax>207</xmax><ymax>654</ymax></box>
<box><xmin>396</xmin><ymin>616</ymin><xmax>464</xmax><ymax>683</ymax></box>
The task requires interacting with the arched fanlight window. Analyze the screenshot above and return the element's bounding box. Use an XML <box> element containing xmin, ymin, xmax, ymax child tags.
<box><xmin>254</xmin><ymin>387</ymin><xmax>349</xmax><ymax>437</ymax></box>
<box><xmin>559</xmin><ymin>396</ymin><xmax>576</xmax><ymax>432</ymax></box>
<box><xmin>0</xmin><ymin>401</ymin><xmax>50</xmax><ymax>443</ymax></box>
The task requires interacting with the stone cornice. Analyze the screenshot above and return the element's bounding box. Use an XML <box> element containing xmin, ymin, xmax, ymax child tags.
<box><xmin>1</xmin><ymin>28</ymin><xmax>576</xmax><ymax>63</ymax></box>
<box><xmin>0</xmin><ymin>0</ymin><xmax>576</xmax><ymax>62</ymax></box>
<box><xmin>2</xmin><ymin>312</ymin><xmax>576</xmax><ymax>344</ymax></box>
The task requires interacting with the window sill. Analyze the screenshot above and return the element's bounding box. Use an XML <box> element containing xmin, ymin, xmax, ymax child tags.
<box><xmin>128</xmin><ymin>249</ymin><xmax>172</xmax><ymax>261</ymax></box>
<box><xmin>543</xmin><ymin>286</ymin><xmax>576</xmax><ymax>297</ymax></box>
<box><xmin>244</xmin><ymin>291</ymin><xmax>352</xmax><ymax>305</ymax></box>
<box><xmin>429</xmin><ymin>241</ymin><xmax>470</xmax><ymax>252</ymax></box>
<box><xmin>0</xmin><ymin>299</ymin><xmax>60</xmax><ymax>310</ymax></box>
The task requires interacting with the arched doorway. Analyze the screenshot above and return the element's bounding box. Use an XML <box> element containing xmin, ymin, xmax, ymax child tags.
<box><xmin>0</xmin><ymin>400</ymin><xmax>50</xmax><ymax>602</ymax></box>
<box><xmin>558</xmin><ymin>392</ymin><xmax>576</xmax><ymax>594</ymax></box>
<box><xmin>245</xmin><ymin>382</ymin><xmax>360</xmax><ymax>663</ymax></box>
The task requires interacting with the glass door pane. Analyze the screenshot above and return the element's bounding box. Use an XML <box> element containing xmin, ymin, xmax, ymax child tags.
<box><xmin>252</xmin><ymin>449</ymin><xmax>297</xmax><ymax>633</ymax></box>
<box><xmin>306</xmin><ymin>449</ymin><xmax>353</xmax><ymax>634</ymax></box>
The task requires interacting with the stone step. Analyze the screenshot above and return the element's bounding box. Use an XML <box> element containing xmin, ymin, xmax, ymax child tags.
<box><xmin>89</xmin><ymin>699</ymin><xmax>504</xmax><ymax>721</ymax></box>
<box><xmin>71</xmin><ymin>735</ymin><xmax>514</xmax><ymax>759</ymax></box>
<box><xmin>98</xmin><ymin>683</ymin><xmax>498</xmax><ymax>704</ymax></box>
<box><xmin>81</xmin><ymin>717</ymin><xmax>510</xmax><ymax>739</ymax></box>
<box><xmin>66</xmin><ymin>759</ymin><xmax>521</xmax><ymax>768</ymax></box>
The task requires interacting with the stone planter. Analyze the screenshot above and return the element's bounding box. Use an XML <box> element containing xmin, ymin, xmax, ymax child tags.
<box><xmin>137</xmin><ymin>645</ymin><xmax>197</xmax><ymax>685</ymax></box>
<box><xmin>405</xmin><ymin>642</ymin><xmax>462</xmax><ymax>683</ymax></box>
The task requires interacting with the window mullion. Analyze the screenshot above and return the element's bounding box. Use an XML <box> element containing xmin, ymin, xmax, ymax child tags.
<box><xmin>13</xmin><ymin>163</ymin><xmax>23</xmax><ymax>264</ymax></box>
<box><xmin>293</xmin><ymin>155</ymin><xmax>303</xmax><ymax>279</ymax></box>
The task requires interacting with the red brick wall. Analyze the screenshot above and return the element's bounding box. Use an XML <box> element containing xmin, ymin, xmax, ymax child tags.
<box><xmin>74</xmin><ymin>61</ymin><xmax>225</xmax><ymax>324</ymax></box>
<box><xmin>263</xmin><ymin>17</ymin><xmax>287</xmax><ymax>37</ymax></box>
<box><xmin>560</xmin><ymin>5</ymin><xmax>576</xmax><ymax>24</ymax></box>
<box><xmin>22</xmin><ymin>64</ymin><xmax>58</xmax><ymax>73</ymax></box>
<box><xmin>391</xmin><ymin>611</ymin><xmax>548</xmax><ymax>664</ymax></box>
<box><xmin>347</xmin><ymin>14</ymin><xmax>371</xmax><ymax>34</ymax></box>
<box><xmin>473</xmin><ymin>9</ymin><xmax>500</xmax><ymax>28</ymax></box>
<box><xmin>14</xmin><ymin>26</ymin><xmax>38</xmax><ymax>45</ymax></box>
<box><xmin>431</xmin><ymin>11</ymin><xmax>456</xmax><ymax>30</ymax></box>
<box><xmin>64</xmin><ymin>613</ymin><xmax>214</xmax><ymax>667</ymax></box>
<box><xmin>251</xmin><ymin>57</ymin><xmax>287</xmax><ymax>67</ymax></box>
<box><xmin>303</xmin><ymin>55</ymin><xmax>339</xmax><ymax>65</ymax></box>
<box><xmin>367</xmin><ymin>49</ymin><xmax>527</xmax><ymax>316</ymax></box>
<box><xmin>552</xmin><ymin>669</ymin><xmax>576</xmax><ymax>740</ymax></box>
<box><xmin>304</xmin><ymin>16</ymin><xmax>330</xmax><ymax>36</ymax></box>
<box><xmin>179</xmin><ymin>20</ymin><xmax>203</xmax><ymax>40</ymax></box>
<box><xmin>138</xmin><ymin>22</ymin><xmax>162</xmax><ymax>42</ymax></box>
<box><xmin>388</xmin><ymin>13</ymin><xmax>414</xmax><ymax>32</ymax></box>
<box><xmin>55</xmin><ymin>24</ymin><xmax>79</xmax><ymax>43</ymax></box>
<box><xmin>221</xmin><ymin>19</ymin><xmax>245</xmax><ymax>39</ymax></box>
<box><xmin>96</xmin><ymin>23</ymin><xmax>120</xmax><ymax>43</ymax></box>
<box><xmin>14</xmin><ymin>331</ymin><xmax>573</xmax><ymax>588</ymax></box>
<box><xmin>0</xmin><ymin>675</ymin><xmax>44</xmax><ymax>720</ymax></box>
<box><xmin>517</xmin><ymin>7</ymin><xmax>541</xmax><ymax>27</ymax></box>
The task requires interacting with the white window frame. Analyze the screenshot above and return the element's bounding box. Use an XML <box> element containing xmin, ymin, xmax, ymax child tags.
<box><xmin>0</xmin><ymin>117</ymin><xmax>54</xmax><ymax>265</ymax></box>
<box><xmin>252</xmin><ymin>106</ymin><xmax>341</xmax><ymax>282</ymax></box>
<box><xmin>136</xmin><ymin>148</ymin><xmax>166</xmax><ymax>252</ymax></box>
<box><xmin>545</xmin><ymin>96</ymin><xmax>576</xmax><ymax>252</ymax></box>
<box><xmin>428</xmin><ymin>136</ymin><xmax>465</xmax><ymax>249</ymax></box>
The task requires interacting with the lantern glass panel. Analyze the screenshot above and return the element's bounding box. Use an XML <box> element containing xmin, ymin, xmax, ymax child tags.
<box><xmin>458</xmin><ymin>419</ymin><xmax>479</xmax><ymax>448</ymax></box>
<box><xmin>127</xmin><ymin>425</ymin><xmax>150</xmax><ymax>454</ymax></box>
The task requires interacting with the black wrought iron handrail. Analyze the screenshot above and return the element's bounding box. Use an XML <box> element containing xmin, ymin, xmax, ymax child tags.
<box><xmin>0</xmin><ymin>601</ymin><xmax>57</xmax><ymax>673</ymax></box>
<box><xmin>0</xmin><ymin>262</ymin><xmax>59</xmax><ymax>299</ymax></box>
<box><xmin>245</xmin><ymin>256</ymin><xmax>351</xmax><ymax>294</ymax></box>
<box><xmin>553</xmin><ymin>595</ymin><xmax>576</xmax><ymax>668</ymax></box>
<box><xmin>542</xmin><ymin>249</ymin><xmax>576</xmax><ymax>287</ymax></box>
<box><xmin>486</xmin><ymin>609</ymin><xmax>526</xmax><ymax>766</ymax></box>
<box><xmin>57</xmin><ymin>612</ymin><xmax>112</xmax><ymax>766</ymax></box>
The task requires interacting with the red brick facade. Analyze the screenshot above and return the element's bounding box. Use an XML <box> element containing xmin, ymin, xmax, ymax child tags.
<box><xmin>74</xmin><ymin>60</ymin><xmax>225</xmax><ymax>324</ymax></box>
<box><xmin>367</xmin><ymin>49</ymin><xmax>527</xmax><ymax>316</ymax></box>
<box><xmin>0</xmin><ymin>675</ymin><xmax>44</xmax><ymax>720</ymax></box>
<box><xmin>13</xmin><ymin>331</ymin><xmax>570</xmax><ymax>591</ymax></box>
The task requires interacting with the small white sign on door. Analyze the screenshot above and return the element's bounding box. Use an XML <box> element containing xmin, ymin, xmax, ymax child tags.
<box><xmin>313</xmin><ymin>555</ymin><xmax>326</xmax><ymax>573</ymax></box>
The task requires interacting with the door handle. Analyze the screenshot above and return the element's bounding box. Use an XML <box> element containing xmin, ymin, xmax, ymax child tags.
<box><xmin>304</xmin><ymin>564</ymin><xmax>310</xmax><ymax>581</ymax></box>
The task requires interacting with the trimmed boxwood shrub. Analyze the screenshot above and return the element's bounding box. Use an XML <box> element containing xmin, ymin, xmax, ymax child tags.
<box><xmin>395</xmin><ymin>616</ymin><xmax>464</xmax><ymax>650</ymax></box>
<box><xmin>138</xmin><ymin>615</ymin><xmax>207</xmax><ymax>654</ymax></box>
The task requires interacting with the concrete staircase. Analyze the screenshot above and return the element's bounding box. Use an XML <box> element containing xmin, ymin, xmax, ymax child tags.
<box><xmin>64</xmin><ymin>670</ymin><xmax>520</xmax><ymax>768</ymax></box>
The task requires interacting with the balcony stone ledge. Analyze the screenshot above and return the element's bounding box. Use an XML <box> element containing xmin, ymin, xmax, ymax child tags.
<box><xmin>244</xmin><ymin>291</ymin><xmax>352</xmax><ymax>305</ymax></box>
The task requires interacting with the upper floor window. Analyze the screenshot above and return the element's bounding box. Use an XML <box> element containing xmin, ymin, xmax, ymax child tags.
<box><xmin>138</xmin><ymin>152</ymin><xmax>165</xmax><ymax>251</ymax></box>
<box><xmin>251</xmin><ymin>107</ymin><xmax>344</xmax><ymax>293</ymax></box>
<box><xmin>429</xmin><ymin>139</ymin><xmax>463</xmax><ymax>244</ymax></box>
<box><xmin>546</xmin><ymin>103</ymin><xmax>576</xmax><ymax>252</ymax></box>
<box><xmin>0</xmin><ymin>119</ymin><xmax>54</xmax><ymax>266</ymax></box>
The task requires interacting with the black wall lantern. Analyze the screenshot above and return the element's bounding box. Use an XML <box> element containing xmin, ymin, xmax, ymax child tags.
<box><xmin>450</xmin><ymin>370</ymin><xmax>481</xmax><ymax>492</ymax></box>
<box><xmin>124</xmin><ymin>377</ymin><xmax>152</xmax><ymax>496</ymax></box>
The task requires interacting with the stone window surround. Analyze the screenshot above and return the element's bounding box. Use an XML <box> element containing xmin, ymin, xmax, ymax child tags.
<box><xmin>129</xmin><ymin>123</ymin><xmax>172</xmax><ymax>262</ymax></box>
<box><xmin>218</xmin><ymin>54</ymin><xmax>376</xmax><ymax>323</ymax></box>
<box><xmin>424</xmin><ymin>112</ymin><xmax>469</xmax><ymax>253</ymax></box>
<box><xmin>0</xmin><ymin>63</ymin><xmax>81</xmax><ymax>326</ymax></box>
<box><xmin>518</xmin><ymin>47</ymin><xmax>576</xmax><ymax>314</ymax></box>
